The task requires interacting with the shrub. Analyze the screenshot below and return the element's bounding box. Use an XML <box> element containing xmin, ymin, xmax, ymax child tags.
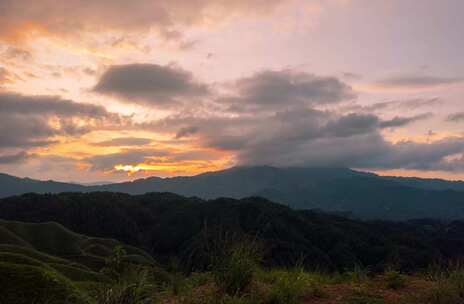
<box><xmin>259</xmin><ymin>267</ymin><xmax>327</xmax><ymax>304</ymax></box>
<box><xmin>212</xmin><ymin>239</ymin><xmax>261</xmax><ymax>295</ymax></box>
<box><xmin>347</xmin><ymin>287</ymin><xmax>385</xmax><ymax>304</ymax></box>
<box><xmin>447</xmin><ymin>270</ymin><xmax>464</xmax><ymax>298</ymax></box>
<box><xmin>426</xmin><ymin>281</ymin><xmax>460</xmax><ymax>304</ymax></box>
<box><xmin>345</xmin><ymin>265</ymin><xmax>370</xmax><ymax>284</ymax></box>
<box><xmin>384</xmin><ymin>271</ymin><xmax>407</xmax><ymax>290</ymax></box>
<box><xmin>92</xmin><ymin>268</ymin><xmax>156</xmax><ymax>304</ymax></box>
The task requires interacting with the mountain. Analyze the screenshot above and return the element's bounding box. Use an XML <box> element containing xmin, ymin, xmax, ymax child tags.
<box><xmin>2</xmin><ymin>192</ymin><xmax>464</xmax><ymax>273</ymax></box>
<box><xmin>0</xmin><ymin>172</ymin><xmax>85</xmax><ymax>198</ymax></box>
<box><xmin>382</xmin><ymin>175</ymin><xmax>464</xmax><ymax>192</ymax></box>
<box><xmin>91</xmin><ymin>166</ymin><xmax>464</xmax><ymax>220</ymax></box>
<box><xmin>3</xmin><ymin>166</ymin><xmax>464</xmax><ymax>220</ymax></box>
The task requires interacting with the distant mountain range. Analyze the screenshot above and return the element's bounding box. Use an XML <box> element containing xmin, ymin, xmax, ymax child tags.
<box><xmin>2</xmin><ymin>166</ymin><xmax>464</xmax><ymax>220</ymax></box>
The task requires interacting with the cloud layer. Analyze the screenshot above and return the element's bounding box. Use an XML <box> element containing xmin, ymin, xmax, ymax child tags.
<box><xmin>94</xmin><ymin>64</ymin><xmax>209</xmax><ymax>107</ymax></box>
<box><xmin>0</xmin><ymin>92</ymin><xmax>126</xmax><ymax>149</ymax></box>
<box><xmin>0</xmin><ymin>0</ymin><xmax>287</xmax><ymax>43</ymax></box>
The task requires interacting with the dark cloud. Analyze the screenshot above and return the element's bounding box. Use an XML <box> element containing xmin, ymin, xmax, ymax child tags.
<box><xmin>175</xmin><ymin>126</ymin><xmax>199</xmax><ymax>139</ymax></box>
<box><xmin>0</xmin><ymin>92</ymin><xmax>126</xmax><ymax>149</ymax></box>
<box><xmin>84</xmin><ymin>148</ymin><xmax>217</xmax><ymax>171</ymax></box>
<box><xmin>85</xmin><ymin>149</ymin><xmax>167</xmax><ymax>171</ymax></box>
<box><xmin>374</xmin><ymin>75</ymin><xmax>463</xmax><ymax>89</ymax></box>
<box><xmin>0</xmin><ymin>92</ymin><xmax>113</xmax><ymax>117</ymax></box>
<box><xmin>94</xmin><ymin>64</ymin><xmax>209</xmax><ymax>107</ymax></box>
<box><xmin>222</xmin><ymin>70</ymin><xmax>355</xmax><ymax>112</ymax></box>
<box><xmin>379</xmin><ymin>113</ymin><xmax>432</xmax><ymax>128</ymax></box>
<box><xmin>344</xmin><ymin>98</ymin><xmax>441</xmax><ymax>113</ymax></box>
<box><xmin>147</xmin><ymin>104</ymin><xmax>432</xmax><ymax>167</ymax></box>
<box><xmin>94</xmin><ymin>137</ymin><xmax>152</xmax><ymax>147</ymax></box>
<box><xmin>0</xmin><ymin>151</ymin><xmax>30</xmax><ymax>164</ymax></box>
<box><xmin>399</xmin><ymin>98</ymin><xmax>442</xmax><ymax>109</ymax></box>
<box><xmin>447</xmin><ymin>112</ymin><xmax>464</xmax><ymax>123</ymax></box>
<box><xmin>361</xmin><ymin>137</ymin><xmax>464</xmax><ymax>171</ymax></box>
<box><xmin>325</xmin><ymin>113</ymin><xmax>379</xmax><ymax>137</ymax></box>
<box><xmin>236</xmin><ymin>130</ymin><xmax>464</xmax><ymax>172</ymax></box>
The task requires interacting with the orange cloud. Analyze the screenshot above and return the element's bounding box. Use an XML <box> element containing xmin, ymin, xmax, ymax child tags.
<box><xmin>0</xmin><ymin>0</ymin><xmax>289</xmax><ymax>47</ymax></box>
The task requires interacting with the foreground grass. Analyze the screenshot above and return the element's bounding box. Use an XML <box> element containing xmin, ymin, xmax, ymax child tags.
<box><xmin>6</xmin><ymin>259</ymin><xmax>464</xmax><ymax>304</ymax></box>
<box><xmin>4</xmin><ymin>240</ymin><xmax>464</xmax><ymax>304</ymax></box>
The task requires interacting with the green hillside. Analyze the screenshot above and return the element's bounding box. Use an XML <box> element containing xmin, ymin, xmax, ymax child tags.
<box><xmin>3</xmin><ymin>192</ymin><xmax>464</xmax><ymax>272</ymax></box>
<box><xmin>0</xmin><ymin>219</ymin><xmax>155</xmax><ymax>304</ymax></box>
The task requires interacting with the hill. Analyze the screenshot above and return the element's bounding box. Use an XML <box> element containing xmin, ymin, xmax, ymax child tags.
<box><xmin>0</xmin><ymin>218</ymin><xmax>155</xmax><ymax>304</ymax></box>
<box><xmin>0</xmin><ymin>172</ymin><xmax>85</xmax><ymax>198</ymax></box>
<box><xmin>3</xmin><ymin>166</ymin><xmax>464</xmax><ymax>219</ymax></box>
<box><xmin>3</xmin><ymin>192</ymin><xmax>464</xmax><ymax>273</ymax></box>
<box><xmin>91</xmin><ymin>166</ymin><xmax>464</xmax><ymax>220</ymax></box>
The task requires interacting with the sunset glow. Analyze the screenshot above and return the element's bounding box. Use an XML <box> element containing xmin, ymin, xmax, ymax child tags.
<box><xmin>1</xmin><ymin>0</ymin><xmax>464</xmax><ymax>183</ymax></box>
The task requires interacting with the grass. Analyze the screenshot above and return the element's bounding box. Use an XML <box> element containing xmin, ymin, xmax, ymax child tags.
<box><xmin>211</xmin><ymin>240</ymin><xmax>261</xmax><ymax>295</ymax></box>
<box><xmin>384</xmin><ymin>270</ymin><xmax>407</xmax><ymax>290</ymax></box>
<box><xmin>0</xmin><ymin>261</ymin><xmax>88</xmax><ymax>304</ymax></box>
<box><xmin>3</xmin><ymin>219</ymin><xmax>464</xmax><ymax>304</ymax></box>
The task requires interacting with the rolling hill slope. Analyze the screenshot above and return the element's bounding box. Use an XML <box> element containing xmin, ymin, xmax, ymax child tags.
<box><xmin>3</xmin><ymin>192</ymin><xmax>464</xmax><ymax>272</ymax></box>
<box><xmin>0</xmin><ymin>218</ymin><xmax>155</xmax><ymax>304</ymax></box>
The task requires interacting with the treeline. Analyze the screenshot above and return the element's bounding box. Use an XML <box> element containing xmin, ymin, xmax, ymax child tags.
<box><xmin>1</xmin><ymin>192</ymin><xmax>464</xmax><ymax>272</ymax></box>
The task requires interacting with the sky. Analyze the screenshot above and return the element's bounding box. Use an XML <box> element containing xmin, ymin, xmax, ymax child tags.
<box><xmin>0</xmin><ymin>0</ymin><xmax>464</xmax><ymax>183</ymax></box>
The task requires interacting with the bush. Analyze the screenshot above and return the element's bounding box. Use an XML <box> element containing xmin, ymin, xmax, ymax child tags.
<box><xmin>265</xmin><ymin>269</ymin><xmax>308</xmax><ymax>304</ymax></box>
<box><xmin>345</xmin><ymin>265</ymin><xmax>370</xmax><ymax>284</ymax></box>
<box><xmin>384</xmin><ymin>271</ymin><xmax>407</xmax><ymax>290</ymax></box>
<box><xmin>426</xmin><ymin>281</ymin><xmax>460</xmax><ymax>304</ymax></box>
<box><xmin>212</xmin><ymin>240</ymin><xmax>261</xmax><ymax>295</ymax></box>
<box><xmin>347</xmin><ymin>287</ymin><xmax>385</xmax><ymax>304</ymax></box>
<box><xmin>92</xmin><ymin>268</ymin><xmax>156</xmax><ymax>304</ymax></box>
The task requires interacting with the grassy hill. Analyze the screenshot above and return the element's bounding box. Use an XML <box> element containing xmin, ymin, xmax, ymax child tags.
<box><xmin>3</xmin><ymin>192</ymin><xmax>464</xmax><ymax>273</ymax></box>
<box><xmin>0</xmin><ymin>219</ymin><xmax>155</xmax><ymax>304</ymax></box>
<box><xmin>2</xmin><ymin>219</ymin><xmax>464</xmax><ymax>304</ymax></box>
<box><xmin>3</xmin><ymin>194</ymin><xmax>464</xmax><ymax>303</ymax></box>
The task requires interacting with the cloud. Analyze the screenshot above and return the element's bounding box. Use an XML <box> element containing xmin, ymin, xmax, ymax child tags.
<box><xmin>175</xmin><ymin>126</ymin><xmax>199</xmax><ymax>139</ymax></box>
<box><xmin>222</xmin><ymin>70</ymin><xmax>355</xmax><ymax>112</ymax></box>
<box><xmin>85</xmin><ymin>149</ymin><xmax>167</xmax><ymax>171</ymax></box>
<box><xmin>379</xmin><ymin>113</ymin><xmax>432</xmax><ymax>128</ymax></box>
<box><xmin>373</xmin><ymin>75</ymin><xmax>464</xmax><ymax>90</ymax></box>
<box><xmin>2</xmin><ymin>47</ymin><xmax>32</xmax><ymax>61</ymax></box>
<box><xmin>447</xmin><ymin>112</ymin><xmax>464</xmax><ymax>123</ymax></box>
<box><xmin>0</xmin><ymin>151</ymin><xmax>30</xmax><ymax>164</ymax></box>
<box><xmin>342</xmin><ymin>72</ymin><xmax>362</xmax><ymax>80</ymax></box>
<box><xmin>94</xmin><ymin>137</ymin><xmax>152</xmax><ymax>147</ymax></box>
<box><xmin>94</xmin><ymin>63</ymin><xmax>209</xmax><ymax>107</ymax></box>
<box><xmin>0</xmin><ymin>67</ymin><xmax>14</xmax><ymax>85</ymax></box>
<box><xmin>361</xmin><ymin>137</ymin><xmax>464</xmax><ymax>171</ymax></box>
<box><xmin>236</xmin><ymin>130</ymin><xmax>464</xmax><ymax>172</ymax></box>
<box><xmin>343</xmin><ymin>98</ymin><xmax>441</xmax><ymax>114</ymax></box>
<box><xmin>0</xmin><ymin>0</ymin><xmax>287</xmax><ymax>44</ymax></box>
<box><xmin>325</xmin><ymin>113</ymin><xmax>379</xmax><ymax>137</ymax></box>
<box><xmin>84</xmin><ymin>147</ymin><xmax>219</xmax><ymax>172</ymax></box>
<box><xmin>0</xmin><ymin>92</ymin><xmax>127</xmax><ymax>149</ymax></box>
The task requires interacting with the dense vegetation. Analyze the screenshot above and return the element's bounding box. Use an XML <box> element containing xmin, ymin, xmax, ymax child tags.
<box><xmin>2</xmin><ymin>192</ymin><xmax>464</xmax><ymax>274</ymax></box>
<box><xmin>3</xmin><ymin>217</ymin><xmax>464</xmax><ymax>304</ymax></box>
<box><xmin>4</xmin><ymin>166</ymin><xmax>464</xmax><ymax>220</ymax></box>
<box><xmin>0</xmin><ymin>219</ymin><xmax>155</xmax><ymax>304</ymax></box>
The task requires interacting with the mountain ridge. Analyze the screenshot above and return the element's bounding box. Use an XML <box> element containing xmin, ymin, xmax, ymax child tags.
<box><xmin>3</xmin><ymin>166</ymin><xmax>464</xmax><ymax>220</ymax></box>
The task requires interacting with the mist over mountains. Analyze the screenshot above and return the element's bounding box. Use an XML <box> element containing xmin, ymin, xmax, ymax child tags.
<box><xmin>2</xmin><ymin>166</ymin><xmax>464</xmax><ymax>220</ymax></box>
